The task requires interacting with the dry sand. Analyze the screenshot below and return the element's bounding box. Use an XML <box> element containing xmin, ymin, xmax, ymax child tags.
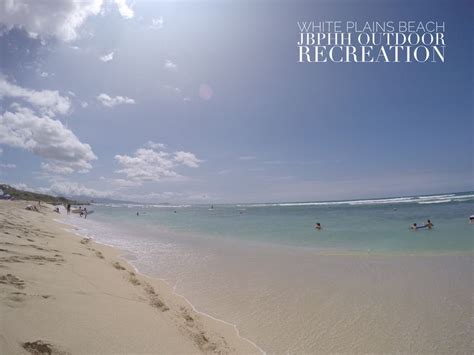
<box><xmin>0</xmin><ymin>200</ymin><xmax>260</xmax><ymax>355</ymax></box>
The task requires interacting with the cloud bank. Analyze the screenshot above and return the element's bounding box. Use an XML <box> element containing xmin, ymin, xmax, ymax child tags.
<box><xmin>115</xmin><ymin>145</ymin><xmax>202</xmax><ymax>183</ymax></box>
<box><xmin>0</xmin><ymin>0</ymin><xmax>103</xmax><ymax>41</ymax></box>
<box><xmin>0</xmin><ymin>106</ymin><xmax>97</xmax><ymax>174</ymax></box>
<box><xmin>0</xmin><ymin>78</ymin><xmax>71</xmax><ymax>116</ymax></box>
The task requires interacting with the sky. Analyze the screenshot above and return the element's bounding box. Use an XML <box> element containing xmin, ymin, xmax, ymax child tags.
<box><xmin>0</xmin><ymin>0</ymin><xmax>472</xmax><ymax>203</ymax></box>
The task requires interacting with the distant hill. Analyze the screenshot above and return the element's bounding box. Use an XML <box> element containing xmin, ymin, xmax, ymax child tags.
<box><xmin>0</xmin><ymin>184</ymin><xmax>88</xmax><ymax>205</ymax></box>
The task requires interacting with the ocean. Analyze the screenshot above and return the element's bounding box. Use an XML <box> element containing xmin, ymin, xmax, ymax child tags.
<box><xmin>62</xmin><ymin>192</ymin><xmax>474</xmax><ymax>353</ymax></box>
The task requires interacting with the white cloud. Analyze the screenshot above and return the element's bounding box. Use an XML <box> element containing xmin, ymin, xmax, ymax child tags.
<box><xmin>10</xmin><ymin>180</ymin><xmax>112</xmax><ymax>198</ymax></box>
<box><xmin>11</xmin><ymin>182</ymin><xmax>36</xmax><ymax>192</ymax></box>
<box><xmin>150</xmin><ymin>16</ymin><xmax>164</xmax><ymax>29</ymax></box>
<box><xmin>97</xmin><ymin>93</ymin><xmax>135</xmax><ymax>108</ymax></box>
<box><xmin>81</xmin><ymin>101</ymin><xmax>89</xmax><ymax>108</ymax></box>
<box><xmin>0</xmin><ymin>106</ymin><xmax>97</xmax><ymax>173</ymax></box>
<box><xmin>108</xmin><ymin>178</ymin><xmax>141</xmax><ymax>188</ymax></box>
<box><xmin>99</xmin><ymin>51</ymin><xmax>114</xmax><ymax>62</ymax></box>
<box><xmin>0</xmin><ymin>78</ymin><xmax>71</xmax><ymax>116</ymax></box>
<box><xmin>47</xmin><ymin>180</ymin><xmax>111</xmax><ymax>198</ymax></box>
<box><xmin>40</xmin><ymin>162</ymin><xmax>75</xmax><ymax>175</ymax></box>
<box><xmin>144</xmin><ymin>141</ymin><xmax>166</xmax><ymax>150</ymax></box>
<box><xmin>115</xmin><ymin>148</ymin><xmax>177</xmax><ymax>182</ymax></box>
<box><xmin>174</xmin><ymin>151</ymin><xmax>201</xmax><ymax>168</ymax></box>
<box><xmin>39</xmin><ymin>72</ymin><xmax>49</xmax><ymax>78</ymax></box>
<box><xmin>114</xmin><ymin>0</ymin><xmax>134</xmax><ymax>19</ymax></box>
<box><xmin>164</xmin><ymin>60</ymin><xmax>178</xmax><ymax>71</ymax></box>
<box><xmin>115</xmin><ymin>145</ymin><xmax>201</xmax><ymax>184</ymax></box>
<box><xmin>118</xmin><ymin>190</ymin><xmax>213</xmax><ymax>204</ymax></box>
<box><xmin>0</xmin><ymin>163</ymin><xmax>16</xmax><ymax>168</ymax></box>
<box><xmin>0</xmin><ymin>0</ymin><xmax>104</xmax><ymax>42</ymax></box>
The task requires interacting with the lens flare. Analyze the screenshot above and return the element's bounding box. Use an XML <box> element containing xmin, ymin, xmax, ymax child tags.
<box><xmin>199</xmin><ymin>84</ymin><xmax>213</xmax><ymax>100</ymax></box>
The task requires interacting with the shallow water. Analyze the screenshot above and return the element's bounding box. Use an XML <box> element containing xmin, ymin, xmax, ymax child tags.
<box><xmin>64</xmin><ymin>192</ymin><xmax>474</xmax><ymax>353</ymax></box>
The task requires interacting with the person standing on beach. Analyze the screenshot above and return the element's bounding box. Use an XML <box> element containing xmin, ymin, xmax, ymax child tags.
<box><xmin>67</xmin><ymin>204</ymin><xmax>71</xmax><ymax>215</ymax></box>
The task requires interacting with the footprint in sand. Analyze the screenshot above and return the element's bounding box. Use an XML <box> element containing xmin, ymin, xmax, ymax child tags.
<box><xmin>180</xmin><ymin>307</ymin><xmax>194</xmax><ymax>324</ymax></box>
<box><xmin>112</xmin><ymin>261</ymin><xmax>126</xmax><ymax>270</ymax></box>
<box><xmin>22</xmin><ymin>340</ymin><xmax>66</xmax><ymax>355</ymax></box>
<box><xmin>141</xmin><ymin>282</ymin><xmax>169</xmax><ymax>312</ymax></box>
<box><xmin>7</xmin><ymin>291</ymin><xmax>27</xmax><ymax>303</ymax></box>
<box><xmin>0</xmin><ymin>273</ymin><xmax>25</xmax><ymax>289</ymax></box>
<box><xmin>0</xmin><ymin>254</ymin><xmax>64</xmax><ymax>265</ymax></box>
<box><xmin>128</xmin><ymin>272</ymin><xmax>141</xmax><ymax>286</ymax></box>
<box><xmin>80</xmin><ymin>238</ymin><xmax>91</xmax><ymax>245</ymax></box>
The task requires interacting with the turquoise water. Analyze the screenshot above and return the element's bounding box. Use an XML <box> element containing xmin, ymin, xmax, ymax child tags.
<box><xmin>64</xmin><ymin>192</ymin><xmax>473</xmax><ymax>353</ymax></box>
<box><xmin>91</xmin><ymin>192</ymin><xmax>474</xmax><ymax>254</ymax></box>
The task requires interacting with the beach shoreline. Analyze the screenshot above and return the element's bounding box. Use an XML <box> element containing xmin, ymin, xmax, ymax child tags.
<box><xmin>55</xmin><ymin>212</ymin><xmax>266</xmax><ymax>355</ymax></box>
<box><xmin>2</xmin><ymin>199</ymin><xmax>472</xmax><ymax>354</ymax></box>
<box><xmin>0</xmin><ymin>200</ymin><xmax>262</xmax><ymax>354</ymax></box>
<box><xmin>70</xmin><ymin>202</ymin><xmax>473</xmax><ymax>354</ymax></box>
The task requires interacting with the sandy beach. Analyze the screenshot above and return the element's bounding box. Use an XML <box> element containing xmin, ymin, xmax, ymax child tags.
<box><xmin>0</xmin><ymin>200</ymin><xmax>260</xmax><ymax>355</ymax></box>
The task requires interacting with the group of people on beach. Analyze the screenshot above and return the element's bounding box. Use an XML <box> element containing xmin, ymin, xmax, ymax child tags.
<box><xmin>25</xmin><ymin>204</ymin><xmax>39</xmax><ymax>212</ymax></box>
<box><xmin>79</xmin><ymin>207</ymin><xmax>88</xmax><ymax>218</ymax></box>
<box><xmin>64</xmin><ymin>203</ymin><xmax>88</xmax><ymax>218</ymax></box>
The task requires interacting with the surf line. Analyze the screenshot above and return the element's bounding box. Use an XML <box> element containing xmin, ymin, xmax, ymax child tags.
<box><xmin>122</xmin><ymin>261</ymin><xmax>268</xmax><ymax>354</ymax></box>
<box><xmin>171</xmin><ymin>281</ymin><xmax>267</xmax><ymax>354</ymax></box>
<box><xmin>122</xmin><ymin>257</ymin><xmax>267</xmax><ymax>354</ymax></box>
<box><xmin>57</xmin><ymin>214</ymin><xmax>266</xmax><ymax>353</ymax></box>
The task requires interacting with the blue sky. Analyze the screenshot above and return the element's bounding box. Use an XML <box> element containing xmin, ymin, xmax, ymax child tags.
<box><xmin>0</xmin><ymin>0</ymin><xmax>472</xmax><ymax>203</ymax></box>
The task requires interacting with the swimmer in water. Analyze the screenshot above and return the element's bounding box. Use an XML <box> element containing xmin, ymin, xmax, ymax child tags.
<box><xmin>469</xmin><ymin>215</ymin><xmax>474</xmax><ymax>224</ymax></box>
<box><xmin>426</xmin><ymin>219</ymin><xmax>434</xmax><ymax>229</ymax></box>
<box><xmin>314</xmin><ymin>222</ymin><xmax>322</xmax><ymax>230</ymax></box>
<box><xmin>411</xmin><ymin>223</ymin><xmax>417</xmax><ymax>230</ymax></box>
<box><xmin>136</xmin><ymin>212</ymin><xmax>139</xmax><ymax>216</ymax></box>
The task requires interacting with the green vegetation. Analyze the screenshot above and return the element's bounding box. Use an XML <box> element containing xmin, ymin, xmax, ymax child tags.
<box><xmin>0</xmin><ymin>184</ymin><xmax>88</xmax><ymax>205</ymax></box>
